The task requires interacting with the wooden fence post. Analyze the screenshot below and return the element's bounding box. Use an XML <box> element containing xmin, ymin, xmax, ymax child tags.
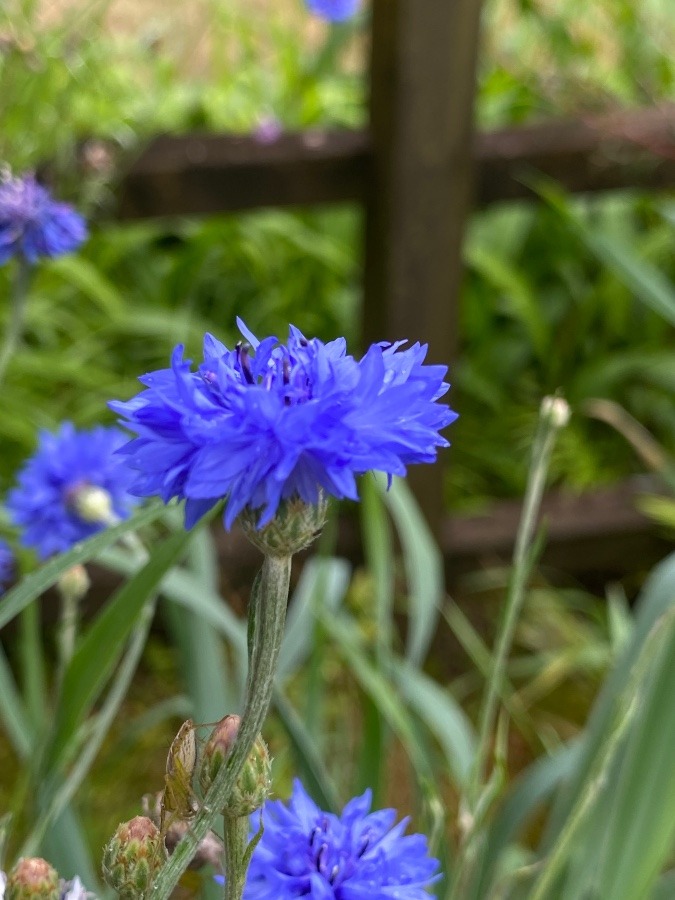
<box><xmin>364</xmin><ymin>0</ymin><xmax>483</xmax><ymax>535</ymax></box>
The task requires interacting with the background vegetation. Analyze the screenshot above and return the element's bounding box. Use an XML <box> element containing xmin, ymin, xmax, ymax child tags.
<box><xmin>0</xmin><ymin>0</ymin><xmax>674</xmax><ymax>897</ymax></box>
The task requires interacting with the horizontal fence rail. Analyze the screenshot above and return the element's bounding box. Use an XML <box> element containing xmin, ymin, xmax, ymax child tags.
<box><xmin>116</xmin><ymin>104</ymin><xmax>675</xmax><ymax>219</ymax></box>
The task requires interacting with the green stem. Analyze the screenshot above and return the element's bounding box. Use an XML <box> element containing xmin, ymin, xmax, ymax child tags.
<box><xmin>55</xmin><ymin>589</ymin><xmax>79</xmax><ymax>697</ymax></box>
<box><xmin>223</xmin><ymin>815</ymin><xmax>249</xmax><ymax>900</ymax></box>
<box><xmin>151</xmin><ymin>553</ymin><xmax>292</xmax><ymax>900</ymax></box>
<box><xmin>19</xmin><ymin>599</ymin><xmax>46</xmax><ymax>734</ymax></box>
<box><xmin>0</xmin><ymin>258</ymin><xmax>32</xmax><ymax>388</ymax></box>
<box><xmin>470</xmin><ymin>409</ymin><xmax>560</xmax><ymax>801</ymax></box>
<box><xmin>450</xmin><ymin>400</ymin><xmax>567</xmax><ymax>900</ymax></box>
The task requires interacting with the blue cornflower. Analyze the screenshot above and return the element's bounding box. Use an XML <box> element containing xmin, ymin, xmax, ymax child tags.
<box><xmin>6</xmin><ymin>422</ymin><xmax>137</xmax><ymax>559</ymax></box>
<box><xmin>306</xmin><ymin>0</ymin><xmax>360</xmax><ymax>21</ymax></box>
<box><xmin>110</xmin><ymin>319</ymin><xmax>456</xmax><ymax>531</ymax></box>
<box><xmin>0</xmin><ymin>540</ymin><xmax>14</xmax><ymax>594</ymax></box>
<box><xmin>217</xmin><ymin>779</ymin><xmax>440</xmax><ymax>899</ymax></box>
<box><xmin>0</xmin><ymin>172</ymin><xmax>87</xmax><ymax>264</ymax></box>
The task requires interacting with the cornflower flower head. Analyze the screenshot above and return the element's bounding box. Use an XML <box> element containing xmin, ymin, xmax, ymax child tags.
<box><xmin>216</xmin><ymin>779</ymin><xmax>440</xmax><ymax>899</ymax></box>
<box><xmin>110</xmin><ymin>319</ymin><xmax>457</xmax><ymax>532</ymax></box>
<box><xmin>0</xmin><ymin>539</ymin><xmax>15</xmax><ymax>594</ymax></box>
<box><xmin>6</xmin><ymin>422</ymin><xmax>137</xmax><ymax>560</ymax></box>
<box><xmin>0</xmin><ymin>172</ymin><xmax>87</xmax><ymax>265</ymax></box>
<box><xmin>306</xmin><ymin>0</ymin><xmax>360</xmax><ymax>21</ymax></box>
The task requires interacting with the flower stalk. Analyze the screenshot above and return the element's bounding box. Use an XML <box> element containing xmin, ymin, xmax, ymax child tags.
<box><xmin>223</xmin><ymin>815</ymin><xmax>249</xmax><ymax>900</ymax></box>
<box><xmin>0</xmin><ymin>257</ymin><xmax>31</xmax><ymax>388</ymax></box>
<box><xmin>150</xmin><ymin>553</ymin><xmax>291</xmax><ymax>900</ymax></box>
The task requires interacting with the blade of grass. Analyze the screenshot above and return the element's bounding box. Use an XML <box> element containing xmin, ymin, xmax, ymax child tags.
<box><xmin>380</xmin><ymin>476</ymin><xmax>444</xmax><ymax>668</ymax></box>
<box><xmin>46</xmin><ymin>527</ymin><xmax>194</xmax><ymax>771</ymax></box>
<box><xmin>273</xmin><ymin>689</ymin><xmax>341</xmax><ymax>814</ymax></box>
<box><xmin>0</xmin><ymin>644</ymin><xmax>32</xmax><ymax>758</ymax></box>
<box><xmin>0</xmin><ymin>501</ymin><xmax>166</xmax><ymax>630</ymax></box>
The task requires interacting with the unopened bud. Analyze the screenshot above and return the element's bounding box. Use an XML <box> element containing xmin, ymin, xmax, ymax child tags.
<box><xmin>199</xmin><ymin>715</ymin><xmax>271</xmax><ymax>817</ymax></box>
<box><xmin>72</xmin><ymin>485</ymin><xmax>115</xmax><ymax>525</ymax></box>
<box><xmin>240</xmin><ymin>493</ymin><xmax>329</xmax><ymax>556</ymax></box>
<box><xmin>57</xmin><ymin>565</ymin><xmax>91</xmax><ymax>605</ymax></box>
<box><xmin>5</xmin><ymin>858</ymin><xmax>59</xmax><ymax>900</ymax></box>
<box><xmin>541</xmin><ymin>395</ymin><xmax>571</xmax><ymax>429</ymax></box>
<box><xmin>102</xmin><ymin>816</ymin><xmax>165</xmax><ymax>899</ymax></box>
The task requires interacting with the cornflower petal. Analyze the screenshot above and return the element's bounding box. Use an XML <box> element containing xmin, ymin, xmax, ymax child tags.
<box><xmin>111</xmin><ymin>321</ymin><xmax>456</xmax><ymax>531</ymax></box>
<box><xmin>240</xmin><ymin>780</ymin><xmax>439</xmax><ymax>899</ymax></box>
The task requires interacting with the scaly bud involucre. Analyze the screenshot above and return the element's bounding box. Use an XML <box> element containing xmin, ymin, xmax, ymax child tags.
<box><xmin>199</xmin><ymin>714</ymin><xmax>271</xmax><ymax>817</ymax></box>
<box><xmin>102</xmin><ymin>816</ymin><xmax>165</xmax><ymax>900</ymax></box>
<box><xmin>5</xmin><ymin>858</ymin><xmax>59</xmax><ymax>900</ymax></box>
<box><xmin>239</xmin><ymin>493</ymin><xmax>329</xmax><ymax>556</ymax></box>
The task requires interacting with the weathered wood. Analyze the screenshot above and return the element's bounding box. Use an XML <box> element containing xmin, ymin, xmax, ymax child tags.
<box><xmin>362</xmin><ymin>0</ymin><xmax>484</xmax><ymax>535</ymax></box>
<box><xmin>115</xmin><ymin>105</ymin><xmax>675</xmax><ymax>221</ymax></box>
<box><xmin>474</xmin><ymin>103</ymin><xmax>675</xmax><ymax>205</ymax></box>
<box><xmin>116</xmin><ymin>129</ymin><xmax>370</xmax><ymax>219</ymax></box>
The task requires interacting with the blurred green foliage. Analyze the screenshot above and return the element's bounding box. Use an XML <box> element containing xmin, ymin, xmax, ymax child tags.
<box><xmin>1</xmin><ymin>0</ymin><xmax>674</xmax><ymax>506</ymax></box>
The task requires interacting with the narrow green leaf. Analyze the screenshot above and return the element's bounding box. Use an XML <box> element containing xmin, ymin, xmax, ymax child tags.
<box><xmin>41</xmin><ymin>805</ymin><xmax>99</xmax><ymax>890</ymax></box>
<box><xmin>382</xmin><ymin>477</ymin><xmax>444</xmax><ymax>667</ymax></box>
<box><xmin>277</xmin><ymin>557</ymin><xmax>351</xmax><ymax>680</ymax></box>
<box><xmin>47</xmin><ymin>528</ymin><xmax>192</xmax><ymax>770</ymax></box>
<box><xmin>536</xmin><ymin>181</ymin><xmax>675</xmax><ymax>327</ymax></box>
<box><xmin>325</xmin><ymin>613</ymin><xmax>437</xmax><ymax>786</ymax></box>
<box><xmin>97</xmin><ymin>545</ymin><xmax>248</xmax><ymax>691</ymax></box>
<box><xmin>361</xmin><ymin>474</ymin><xmax>395</xmax><ymax>660</ymax></box>
<box><xmin>391</xmin><ymin>660</ymin><xmax>476</xmax><ymax>785</ymax></box>
<box><xmin>0</xmin><ymin>502</ymin><xmax>166</xmax><ymax>630</ymax></box>
<box><xmin>273</xmin><ymin>689</ymin><xmax>341</xmax><ymax>814</ymax></box>
<box><xmin>0</xmin><ymin>643</ymin><xmax>32</xmax><ymax>758</ymax></box>
<box><xmin>48</xmin><ymin>255</ymin><xmax>124</xmax><ymax>318</ymax></box>
<box><xmin>585</xmin><ymin>620</ymin><xmax>675</xmax><ymax>900</ymax></box>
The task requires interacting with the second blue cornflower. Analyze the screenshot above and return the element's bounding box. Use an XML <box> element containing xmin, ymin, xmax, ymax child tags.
<box><xmin>0</xmin><ymin>173</ymin><xmax>87</xmax><ymax>265</ymax></box>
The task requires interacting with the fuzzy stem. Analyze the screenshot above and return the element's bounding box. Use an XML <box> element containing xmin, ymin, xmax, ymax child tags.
<box><xmin>0</xmin><ymin>258</ymin><xmax>32</xmax><ymax>388</ymax></box>
<box><xmin>151</xmin><ymin>553</ymin><xmax>291</xmax><ymax>900</ymax></box>
<box><xmin>223</xmin><ymin>815</ymin><xmax>249</xmax><ymax>900</ymax></box>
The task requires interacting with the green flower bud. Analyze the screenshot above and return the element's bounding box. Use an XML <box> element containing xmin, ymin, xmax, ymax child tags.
<box><xmin>6</xmin><ymin>858</ymin><xmax>59</xmax><ymax>900</ymax></box>
<box><xmin>57</xmin><ymin>564</ymin><xmax>91</xmax><ymax>605</ymax></box>
<box><xmin>71</xmin><ymin>485</ymin><xmax>116</xmax><ymax>525</ymax></box>
<box><xmin>102</xmin><ymin>815</ymin><xmax>165</xmax><ymax>899</ymax></box>
<box><xmin>199</xmin><ymin>714</ymin><xmax>271</xmax><ymax>817</ymax></box>
<box><xmin>240</xmin><ymin>493</ymin><xmax>329</xmax><ymax>556</ymax></box>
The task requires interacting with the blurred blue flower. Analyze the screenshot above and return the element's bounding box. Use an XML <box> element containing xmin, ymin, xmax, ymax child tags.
<box><xmin>111</xmin><ymin>319</ymin><xmax>456</xmax><ymax>530</ymax></box>
<box><xmin>306</xmin><ymin>0</ymin><xmax>360</xmax><ymax>21</ymax></box>
<box><xmin>0</xmin><ymin>540</ymin><xmax>14</xmax><ymax>594</ymax></box>
<box><xmin>60</xmin><ymin>876</ymin><xmax>92</xmax><ymax>900</ymax></box>
<box><xmin>0</xmin><ymin>173</ymin><xmax>87</xmax><ymax>264</ymax></box>
<box><xmin>216</xmin><ymin>779</ymin><xmax>439</xmax><ymax>899</ymax></box>
<box><xmin>6</xmin><ymin>422</ymin><xmax>137</xmax><ymax>559</ymax></box>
